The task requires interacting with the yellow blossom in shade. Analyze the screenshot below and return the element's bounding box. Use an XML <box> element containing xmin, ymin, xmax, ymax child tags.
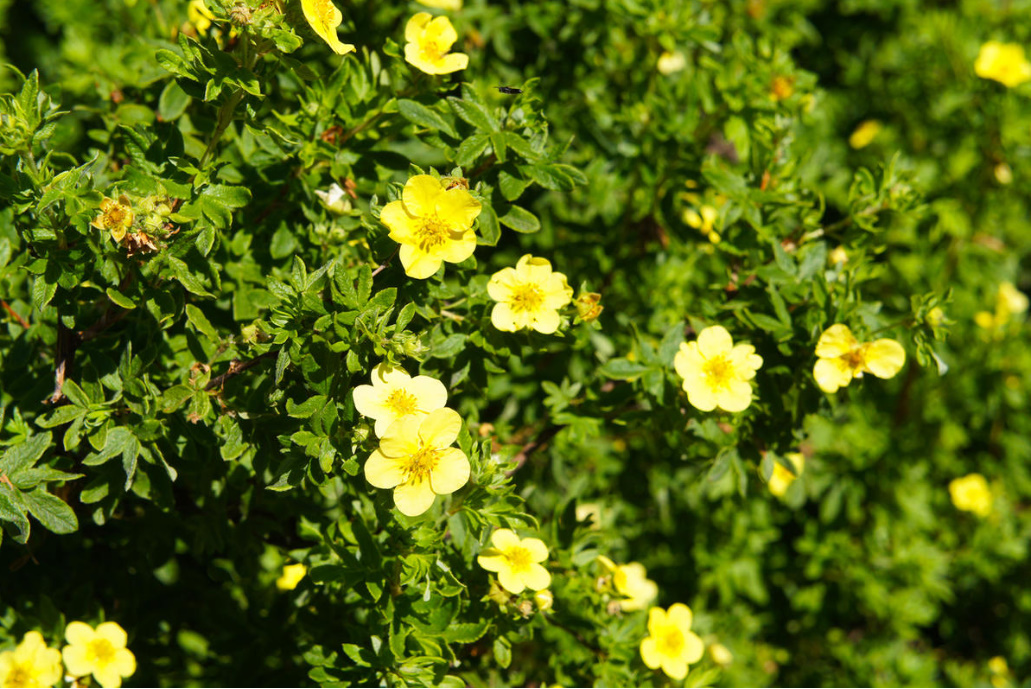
<box><xmin>597</xmin><ymin>556</ymin><xmax>658</xmax><ymax>612</ymax></box>
<box><xmin>62</xmin><ymin>622</ymin><xmax>136</xmax><ymax>689</ymax></box>
<box><xmin>828</xmin><ymin>246</ymin><xmax>848</xmax><ymax>265</ymax></box>
<box><xmin>989</xmin><ymin>656</ymin><xmax>1009</xmax><ymax>676</ymax></box>
<box><xmin>416</xmin><ymin>0</ymin><xmax>463</xmax><ymax>9</ymax></box>
<box><xmin>188</xmin><ymin>0</ymin><xmax>215</xmax><ymax>34</ymax></box>
<box><xmin>949</xmin><ymin>473</ymin><xmax>993</xmax><ymax>517</ymax></box>
<box><xmin>91</xmin><ymin>196</ymin><xmax>134</xmax><ymax>243</ymax></box>
<box><xmin>300</xmin><ymin>0</ymin><xmax>356</xmax><ymax>56</ymax></box>
<box><xmin>640</xmin><ymin>604</ymin><xmax>705</xmax><ymax>681</ymax></box>
<box><xmin>683</xmin><ymin>205</ymin><xmax>720</xmax><ymax>243</ymax></box>
<box><xmin>657</xmin><ymin>51</ymin><xmax>686</xmax><ymax>75</ymax></box>
<box><xmin>770</xmin><ymin>75</ymin><xmax>795</xmax><ymax>101</ymax></box>
<box><xmin>768</xmin><ymin>452</ymin><xmax>804</xmax><ymax>497</ymax></box>
<box><xmin>380</xmin><ymin>175</ymin><xmax>481</xmax><ymax>279</ymax></box>
<box><xmin>404</xmin><ymin>13</ymin><xmax>469</xmax><ymax>75</ymax></box>
<box><xmin>487</xmin><ymin>255</ymin><xmax>574</xmax><ymax>334</ymax></box>
<box><xmin>813</xmin><ymin>324</ymin><xmax>905</xmax><ymax>394</ymax></box>
<box><xmin>276</xmin><ymin>563</ymin><xmax>307</xmax><ymax>591</ymax></box>
<box><xmin>352</xmin><ymin>363</ymin><xmax>448</xmax><ymax>437</ymax></box>
<box><xmin>709</xmin><ymin>642</ymin><xmax>733</xmax><ymax>667</ymax></box>
<box><xmin>975</xmin><ymin>41</ymin><xmax>1031</xmax><ymax>88</ymax></box>
<box><xmin>674</xmin><ymin>326</ymin><xmax>763</xmax><ymax>413</ymax></box>
<box><xmin>477</xmin><ymin>529</ymin><xmax>552</xmax><ymax>594</ymax></box>
<box><xmin>995</xmin><ymin>163</ymin><xmax>1014</xmax><ymax>185</ymax></box>
<box><xmin>0</xmin><ymin>631</ymin><xmax>63</xmax><ymax>688</ymax></box>
<box><xmin>849</xmin><ymin>120</ymin><xmax>883</xmax><ymax>149</ymax></box>
<box><xmin>364</xmin><ymin>408</ymin><xmax>469</xmax><ymax>516</ymax></box>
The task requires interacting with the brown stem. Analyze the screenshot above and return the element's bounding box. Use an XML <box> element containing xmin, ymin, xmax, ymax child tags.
<box><xmin>371</xmin><ymin>246</ymin><xmax>400</xmax><ymax>278</ymax></box>
<box><xmin>1</xmin><ymin>300</ymin><xmax>29</xmax><ymax>329</ymax></box>
<box><xmin>47</xmin><ymin>322</ymin><xmax>79</xmax><ymax>405</ymax></box>
<box><xmin>505</xmin><ymin>424</ymin><xmax>562</xmax><ymax>477</ymax></box>
<box><xmin>468</xmin><ymin>153</ymin><xmax>497</xmax><ymax>179</ymax></box>
<box><xmin>205</xmin><ymin>350</ymin><xmax>278</xmax><ymax>391</ymax></box>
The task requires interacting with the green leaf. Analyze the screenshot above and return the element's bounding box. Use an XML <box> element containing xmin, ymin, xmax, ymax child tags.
<box><xmin>499</xmin><ymin>206</ymin><xmax>540</xmax><ymax>234</ymax></box>
<box><xmin>498</xmin><ymin>170</ymin><xmax>531</xmax><ymax>201</ymax></box>
<box><xmin>185</xmin><ymin>304</ymin><xmax>218</xmax><ymax>340</ymax></box>
<box><xmin>492</xmin><ymin>637</ymin><xmax>512</xmax><ymax>669</ymax></box>
<box><xmin>398</xmin><ymin>99</ymin><xmax>458</xmax><ymax>139</ymax></box>
<box><xmin>525</xmin><ymin>164</ymin><xmax>575</xmax><ymax>191</ymax></box>
<box><xmin>0</xmin><ymin>432</ymin><xmax>51</xmax><ymax>477</ymax></box>
<box><xmin>0</xmin><ymin>490</ymin><xmax>31</xmax><ymax>543</ymax></box>
<box><xmin>430</xmin><ymin>334</ymin><xmax>467</xmax><ymax>359</ymax></box>
<box><xmin>158</xmin><ymin>81</ymin><xmax>191</xmax><ymax>121</ymax></box>
<box><xmin>442</xmin><ymin>621</ymin><xmax>489</xmax><ymax>644</ymax></box>
<box><xmin>106</xmin><ymin>287</ymin><xmax>136</xmax><ymax>309</ymax></box>
<box><xmin>477</xmin><ymin>204</ymin><xmax>501</xmax><ymax>246</ymax></box>
<box><xmin>447</xmin><ymin>97</ymin><xmax>498</xmax><ymax>132</ymax></box>
<box><xmin>454</xmin><ymin>134</ymin><xmax>490</xmax><ymax>168</ymax></box>
<box><xmin>599</xmin><ymin>359</ymin><xmax>651</xmax><ymax>381</ymax></box>
<box><xmin>22</xmin><ymin>488</ymin><xmax>78</xmax><ymax>535</ymax></box>
<box><xmin>287</xmin><ymin>395</ymin><xmax>329</xmax><ymax>419</ymax></box>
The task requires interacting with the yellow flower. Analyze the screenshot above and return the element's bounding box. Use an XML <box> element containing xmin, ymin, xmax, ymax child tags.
<box><xmin>487</xmin><ymin>255</ymin><xmax>574</xmax><ymax>334</ymax></box>
<box><xmin>768</xmin><ymin>452</ymin><xmax>804</xmax><ymax>497</ymax></box>
<box><xmin>989</xmin><ymin>656</ymin><xmax>1009</xmax><ymax>676</ymax></box>
<box><xmin>404</xmin><ymin>13</ymin><xmax>468</xmax><ymax>75</ymax></box>
<box><xmin>379</xmin><ymin>175</ymin><xmax>481</xmax><ymax>279</ymax></box>
<box><xmin>364</xmin><ymin>408</ymin><xmax>469</xmax><ymax>516</ymax></box>
<box><xmin>849</xmin><ymin>120</ymin><xmax>883</xmax><ymax>149</ymax></box>
<box><xmin>949</xmin><ymin>473</ymin><xmax>993</xmax><ymax>518</ymax></box>
<box><xmin>639</xmin><ymin>604</ymin><xmax>705</xmax><ymax>681</ymax></box>
<box><xmin>188</xmin><ymin>0</ymin><xmax>215</xmax><ymax>34</ymax></box>
<box><xmin>674</xmin><ymin>326</ymin><xmax>763</xmax><ymax>413</ymax></box>
<box><xmin>533</xmin><ymin>589</ymin><xmax>554</xmax><ymax>612</ymax></box>
<box><xmin>597</xmin><ymin>556</ymin><xmax>658</xmax><ymax>612</ymax></box>
<box><xmin>352</xmin><ymin>363</ymin><xmax>448</xmax><ymax>437</ymax></box>
<box><xmin>91</xmin><ymin>196</ymin><xmax>134</xmax><ymax>243</ymax></box>
<box><xmin>683</xmin><ymin>205</ymin><xmax>720</xmax><ymax>243</ymax></box>
<box><xmin>301</xmin><ymin>0</ymin><xmax>356</xmax><ymax>56</ymax></box>
<box><xmin>276</xmin><ymin>563</ymin><xmax>307</xmax><ymax>591</ymax></box>
<box><xmin>709</xmin><ymin>642</ymin><xmax>734</xmax><ymax>667</ymax></box>
<box><xmin>770</xmin><ymin>75</ymin><xmax>795</xmax><ymax>101</ymax></box>
<box><xmin>975</xmin><ymin>41</ymin><xmax>1031</xmax><ymax>88</ymax></box>
<box><xmin>0</xmin><ymin>631</ymin><xmax>62</xmax><ymax>689</ymax></box>
<box><xmin>657</xmin><ymin>51</ymin><xmax>686</xmax><ymax>75</ymax></box>
<box><xmin>416</xmin><ymin>0</ymin><xmax>463</xmax><ymax>9</ymax></box>
<box><xmin>477</xmin><ymin>529</ymin><xmax>552</xmax><ymax>594</ymax></box>
<box><xmin>828</xmin><ymin>246</ymin><xmax>848</xmax><ymax>265</ymax></box>
<box><xmin>62</xmin><ymin>621</ymin><xmax>136</xmax><ymax>689</ymax></box>
<box><xmin>813</xmin><ymin>324</ymin><xmax>905</xmax><ymax>394</ymax></box>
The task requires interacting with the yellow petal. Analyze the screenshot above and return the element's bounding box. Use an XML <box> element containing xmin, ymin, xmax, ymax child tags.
<box><xmin>65</xmin><ymin>622</ymin><xmax>95</xmax><ymax>646</ymax></box>
<box><xmin>418</xmin><ymin>408</ymin><xmax>462</xmax><ymax>447</ymax></box>
<box><xmin>112</xmin><ymin>648</ymin><xmax>136</xmax><ymax>679</ymax></box>
<box><xmin>490</xmin><ymin>302</ymin><xmax>519</xmax><ymax>332</ymax></box>
<box><xmin>402</xmin><ymin>175</ymin><xmax>442</xmax><ymax>218</ymax></box>
<box><xmin>378</xmin><ymin>416</ymin><xmax>423</xmax><ymax>457</ymax></box>
<box><xmin>646</xmin><ymin>607</ymin><xmax>668</xmax><ymax>636</ymax></box>
<box><xmin>696</xmin><ymin>325</ymin><xmax>733</xmax><ymax>358</ymax></box>
<box><xmin>813</xmin><ymin>357</ymin><xmax>853</xmax><ymax>394</ymax></box>
<box><xmin>520</xmin><ymin>537</ymin><xmax>549</xmax><ymax>563</ymax></box>
<box><xmin>531</xmin><ymin>309</ymin><xmax>561</xmax><ymax>334</ymax></box>
<box><xmin>667</xmin><ymin>603</ymin><xmax>694</xmax><ymax>631</ymax></box>
<box><xmin>300</xmin><ymin>0</ymin><xmax>355</xmax><ymax>56</ymax></box>
<box><xmin>487</xmin><ymin>269</ymin><xmax>518</xmax><ymax>302</ymax></box>
<box><xmin>437</xmin><ymin>233</ymin><xmax>477</xmax><ymax>264</ymax></box>
<box><xmin>476</xmin><ymin>550</ymin><xmax>506</xmax><ymax>573</ymax></box>
<box><xmin>95</xmin><ymin>622</ymin><xmax>127</xmax><ymax>649</ymax></box>
<box><xmin>522</xmin><ymin>563</ymin><xmax>552</xmax><ymax>591</ymax></box>
<box><xmin>862</xmin><ymin>339</ymin><xmax>905</xmax><ymax>379</ymax></box>
<box><xmin>400</xmin><ymin>250</ymin><xmax>443</xmax><ymax>280</ymax></box>
<box><xmin>436</xmin><ymin>188</ymin><xmax>482</xmax><ymax>229</ymax></box>
<box><xmin>674</xmin><ymin>342</ymin><xmax>704</xmax><ymax>379</ymax></box>
<box><xmin>62</xmin><ymin>645</ymin><xmax>93</xmax><ymax>678</ymax></box>
<box><xmin>684</xmin><ymin>377</ymin><xmax>719</xmax><ymax>412</ymax></box>
<box><xmin>431</xmin><ymin>52</ymin><xmax>469</xmax><ymax>75</ymax></box>
<box><xmin>393</xmin><ymin>479</ymin><xmax>437</xmax><ymax>516</ymax></box>
<box><xmin>596</xmin><ymin>554</ymin><xmax>617</xmax><ymax>572</ymax></box>
<box><xmin>640</xmin><ymin>637</ymin><xmax>662</xmax><ymax>669</ymax></box>
<box><xmin>428</xmin><ymin>448</ymin><xmax>469</xmax><ymax>495</ymax></box>
<box><xmin>716</xmin><ymin>379</ymin><xmax>753</xmax><ymax>412</ymax></box>
<box><xmin>380</xmin><ymin>200</ymin><xmax>417</xmax><ymax>240</ymax></box>
<box><xmin>497</xmin><ymin>566</ymin><xmax>527</xmax><ymax>594</ymax></box>
<box><xmin>661</xmin><ymin>656</ymin><xmax>689</xmax><ymax>681</ymax></box>
<box><xmin>405</xmin><ymin>12</ymin><xmax>433</xmax><ymax>43</ymax></box>
<box><xmin>424</xmin><ymin>15</ymin><xmax>458</xmax><ymax>49</ymax></box>
<box><xmin>365</xmin><ymin>450</ymin><xmax>405</xmax><ymax>489</ymax></box>
<box><xmin>93</xmin><ymin>664</ymin><xmax>124</xmax><ymax>689</ymax></box>
<box><xmin>490</xmin><ymin>528</ymin><xmax>520</xmax><ymax>551</ymax></box>
<box><xmin>815</xmin><ymin>324</ymin><xmax>857</xmax><ymax>358</ymax></box>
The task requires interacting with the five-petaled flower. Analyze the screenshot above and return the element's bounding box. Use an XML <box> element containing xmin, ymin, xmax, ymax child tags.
<box><xmin>352</xmin><ymin>363</ymin><xmax>448</xmax><ymax>437</ymax></box>
<box><xmin>597</xmin><ymin>556</ymin><xmax>658</xmax><ymax>612</ymax></box>
<box><xmin>975</xmin><ymin>41</ymin><xmax>1031</xmax><ymax>88</ymax></box>
<box><xmin>640</xmin><ymin>603</ymin><xmax>705</xmax><ymax>681</ymax></box>
<box><xmin>276</xmin><ymin>563</ymin><xmax>307</xmax><ymax>591</ymax></box>
<box><xmin>477</xmin><ymin>529</ymin><xmax>552</xmax><ymax>594</ymax></box>
<box><xmin>416</xmin><ymin>0</ymin><xmax>463</xmax><ymax>9</ymax></box>
<box><xmin>813</xmin><ymin>324</ymin><xmax>905</xmax><ymax>394</ymax></box>
<box><xmin>62</xmin><ymin>621</ymin><xmax>136</xmax><ymax>689</ymax></box>
<box><xmin>768</xmin><ymin>452</ymin><xmax>804</xmax><ymax>497</ymax></box>
<box><xmin>487</xmin><ymin>255</ymin><xmax>573</xmax><ymax>334</ymax></box>
<box><xmin>92</xmin><ymin>196</ymin><xmax>134</xmax><ymax>243</ymax></box>
<box><xmin>674</xmin><ymin>326</ymin><xmax>763</xmax><ymax>412</ymax></box>
<box><xmin>0</xmin><ymin>631</ymin><xmax>63</xmax><ymax>689</ymax></box>
<box><xmin>380</xmin><ymin>174</ymin><xmax>481</xmax><ymax>279</ymax></box>
<box><xmin>404</xmin><ymin>13</ymin><xmax>469</xmax><ymax>75</ymax></box>
<box><xmin>975</xmin><ymin>281</ymin><xmax>1028</xmax><ymax>331</ymax></box>
<box><xmin>301</xmin><ymin>0</ymin><xmax>356</xmax><ymax>56</ymax></box>
<box><xmin>949</xmin><ymin>473</ymin><xmax>993</xmax><ymax>518</ymax></box>
<box><xmin>364</xmin><ymin>408</ymin><xmax>470</xmax><ymax>516</ymax></box>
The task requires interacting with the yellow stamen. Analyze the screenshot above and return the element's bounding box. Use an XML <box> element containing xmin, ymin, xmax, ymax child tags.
<box><xmin>510</xmin><ymin>284</ymin><xmax>545</xmax><ymax>314</ymax></box>
<box><xmin>88</xmin><ymin>638</ymin><xmax>117</xmax><ymax>665</ymax></box>
<box><xmin>403</xmin><ymin>446</ymin><xmax>441</xmax><ymax>483</ymax></box>
<box><xmin>415</xmin><ymin>216</ymin><xmax>451</xmax><ymax>251</ymax></box>
<box><xmin>658</xmin><ymin>628</ymin><xmax>686</xmax><ymax>656</ymax></box>
<box><xmin>385</xmin><ymin>389</ymin><xmax>418</xmax><ymax>416</ymax></box>
<box><xmin>504</xmin><ymin>545</ymin><xmax>534</xmax><ymax>573</ymax></box>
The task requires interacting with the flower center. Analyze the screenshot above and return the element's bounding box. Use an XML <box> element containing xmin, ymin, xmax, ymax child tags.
<box><xmin>702</xmin><ymin>354</ymin><xmax>733</xmax><ymax>390</ymax></box>
<box><xmin>6</xmin><ymin>665</ymin><xmax>30</xmax><ymax>687</ymax></box>
<box><xmin>385</xmin><ymin>389</ymin><xmax>418</xmax><ymax>417</ymax></box>
<box><xmin>845</xmin><ymin>347</ymin><xmax>867</xmax><ymax>372</ymax></box>
<box><xmin>422</xmin><ymin>39</ymin><xmax>446</xmax><ymax>62</ymax></box>
<box><xmin>510</xmin><ymin>283</ymin><xmax>545</xmax><ymax>314</ymax></box>
<box><xmin>403</xmin><ymin>446</ymin><xmax>441</xmax><ymax>483</ymax></box>
<box><xmin>504</xmin><ymin>545</ymin><xmax>534</xmax><ymax>573</ymax></box>
<box><xmin>105</xmin><ymin>205</ymin><xmax>129</xmax><ymax>228</ymax></box>
<box><xmin>88</xmin><ymin>638</ymin><xmax>117</xmax><ymax>666</ymax></box>
<box><xmin>658</xmin><ymin>628</ymin><xmax>686</xmax><ymax>657</ymax></box>
<box><xmin>415</xmin><ymin>216</ymin><xmax>451</xmax><ymax>251</ymax></box>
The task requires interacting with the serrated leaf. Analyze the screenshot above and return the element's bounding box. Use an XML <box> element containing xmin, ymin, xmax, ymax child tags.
<box><xmin>0</xmin><ymin>432</ymin><xmax>51</xmax><ymax>477</ymax></box>
<box><xmin>447</xmin><ymin>98</ymin><xmax>498</xmax><ymax>132</ymax></box>
<box><xmin>442</xmin><ymin>621</ymin><xmax>489</xmax><ymax>644</ymax></box>
<box><xmin>22</xmin><ymin>488</ymin><xmax>78</xmax><ymax>535</ymax></box>
<box><xmin>398</xmin><ymin>99</ymin><xmax>458</xmax><ymax>138</ymax></box>
<box><xmin>499</xmin><ymin>206</ymin><xmax>540</xmax><ymax>234</ymax></box>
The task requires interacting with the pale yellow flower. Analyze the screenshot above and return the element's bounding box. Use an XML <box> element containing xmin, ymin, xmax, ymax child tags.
<box><xmin>487</xmin><ymin>255</ymin><xmax>574</xmax><ymax>334</ymax></box>
<box><xmin>188</xmin><ymin>0</ymin><xmax>215</xmax><ymax>34</ymax></box>
<box><xmin>813</xmin><ymin>324</ymin><xmax>905</xmax><ymax>394</ymax></box>
<box><xmin>301</xmin><ymin>0</ymin><xmax>356</xmax><ymax>56</ymax></box>
<box><xmin>674</xmin><ymin>326</ymin><xmax>763</xmax><ymax>412</ymax></box>
<box><xmin>989</xmin><ymin>656</ymin><xmax>1009</xmax><ymax>676</ymax></box>
<box><xmin>276</xmin><ymin>563</ymin><xmax>307</xmax><ymax>591</ymax></box>
<box><xmin>709</xmin><ymin>642</ymin><xmax>734</xmax><ymax>667</ymax></box>
<box><xmin>416</xmin><ymin>0</ymin><xmax>463</xmax><ymax>9</ymax></box>
<box><xmin>597</xmin><ymin>556</ymin><xmax>658</xmax><ymax>612</ymax></box>
<box><xmin>62</xmin><ymin>622</ymin><xmax>136</xmax><ymax>689</ymax></box>
<box><xmin>770</xmin><ymin>75</ymin><xmax>794</xmax><ymax>101</ymax></box>
<box><xmin>949</xmin><ymin>473</ymin><xmax>993</xmax><ymax>518</ymax></box>
<box><xmin>768</xmin><ymin>452</ymin><xmax>804</xmax><ymax>497</ymax></box>
<box><xmin>975</xmin><ymin>41</ymin><xmax>1031</xmax><ymax>88</ymax></box>
<box><xmin>980</xmin><ymin>281</ymin><xmax>1030</xmax><ymax>329</ymax></box>
<box><xmin>91</xmin><ymin>196</ymin><xmax>134</xmax><ymax>243</ymax></box>
<box><xmin>657</xmin><ymin>51</ymin><xmax>686</xmax><ymax>75</ymax></box>
<box><xmin>404</xmin><ymin>13</ymin><xmax>468</xmax><ymax>75</ymax></box>
<box><xmin>352</xmin><ymin>363</ymin><xmax>448</xmax><ymax>437</ymax></box>
<box><xmin>828</xmin><ymin>246</ymin><xmax>848</xmax><ymax>265</ymax></box>
<box><xmin>534</xmin><ymin>589</ymin><xmax>554</xmax><ymax>612</ymax></box>
<box><xmin>364</xmin><ymin>408</ymin><xmax>469</xmax><ymax>516</ymax></box>
<box><xmin>683</xmin><ymin>205</ymin><xmax>720</xmax><ymax>243</ymax></box>
<box><xmin>380</xmin><ymin>175</ymin><xmax>481</xmax><ymax>279</ymax></box>
<box><xmin>0</xmin><ymin>631</ymin><xmax>63</xmax><ymax>688</ymax></box>
<box><xmin>477</xmin><ymin>529</ymin><xmax>551</xmax><ymax>594</ymax></box>
<box><xmin>849</xmin><ymin>120</ymin><xmax>883</xmax><ymax>149</ymax></box>
<box><xmin>640</xmin><ymin>604</ymin><xmax>705</xmax><ymax>681</ymax></box>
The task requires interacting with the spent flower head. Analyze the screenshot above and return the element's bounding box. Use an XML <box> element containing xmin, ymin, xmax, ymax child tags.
<box><xmin>301</xmin><ymin>0</ymin><xmax>355</xmax><ymax>55</ymax></box>
<box><xmin>674</xmin><ymin>326</ymin><xmax>763</xmax><ymax>412</ymax></box>
<box><xmin>405</xmin><ymin>13</ymin><xmax>468</xmax><ymax>75</ymax></box>
<box><xmin>477</xmin><ymin>529</ymin><xmax>551</xmax><ymax>594</ymax></box>
<box><xmin>364</xmin><ymin>408</ymin><xmax>469</xmax><ymax>516</ymax></box>
<box><xmin>0</xmin><ymin>631</ymin><xmax>63</xmax><ymax>689</ymax></box>
<box><xmin>975</xmin><ymin>41</ymin><xmax>1031</xmax><ymax>88</ymax></box>
<box><xmin>380</xmin><ymin>174</ymin><xmax>481</xmax><ymax>279</ymax></box>
<box><xmin>640</xmin><ymin>603</ymin><xmax>705</xmax><ymax>681</ymax></box>
<box><xmin>352</xmin><ymin>363</ymin><xmax>448</xmax><ymax>437</ymax></box>
<box><xmin>949</xmin><ymin>473</ymin><xmax>993</xmax><ymax>518</ymax></box>
<box><xmin>62</xmin><ymin>621</ymin><xmax>136</xmax><ymax>689</ymax></box>
<box><xmin>487</xmin><ymin>255</ymin><xmax>574</xmax><ymax>334</ymax></box>
<box><xmin>92</xmin><ymin>196</ymin><xmax>134</xmax><ymax>243</ymax></box>
<box><xmin>813</xmin><ymin>324</ymin><xmax>905</xmax><ymax>394</ymax></box>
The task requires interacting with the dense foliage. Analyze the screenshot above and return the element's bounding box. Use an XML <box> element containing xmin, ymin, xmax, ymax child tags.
<box><xmin>1</xmin><ymin>0</ymin><xmax>1029</xmax><ymax>686</ymax></box>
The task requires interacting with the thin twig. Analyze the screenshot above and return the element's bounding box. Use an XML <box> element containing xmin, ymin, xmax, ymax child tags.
<box><xmin>371</xmin><ymin>247</ymin><xmax>400</xmax><ymax>278</ymax></box>
<box><xmin>1</xmin><ymin>300</ymin><xmax>29</xmax><ymax>329</ymax></box>
<box><xmin>47</xmin><ymin>322</ymin><xmax>79</xmax><ymax>405</ymax></box>
<box><xmin>205</xmin><ymin>350</ymin><xmax>278</xmax><ymax>391</ymax></box>
<box><xmin>505</xmin><ymin>424</ymin><xmax>562</xmax><ymax>477</ymax></box>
